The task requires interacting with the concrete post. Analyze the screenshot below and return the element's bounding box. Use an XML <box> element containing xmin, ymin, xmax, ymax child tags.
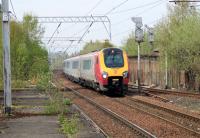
<box><xmin>2</xmin><ymin>0</ymin><xmax>12</xmax><ymax>114</ymax></box>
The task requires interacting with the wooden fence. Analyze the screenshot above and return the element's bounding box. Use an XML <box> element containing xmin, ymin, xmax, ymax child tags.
<box><xmin>128</xmin><ymin>55</ymin><xmax>199</xmax><ymax>91</ymax></box>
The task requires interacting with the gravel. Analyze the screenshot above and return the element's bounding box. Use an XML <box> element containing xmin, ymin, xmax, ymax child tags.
<box><xmin>74</xmin><ymin>98</ymin><xmax>141</xmax><ymax>138</ymax></box>
<box><xmin>56</xmin><ymin>72</ymin><xmax>199</xmax><ymax>138</ymax></box>
<box><xmin>153</xmin><ymin>94</ymin><xmax>200</xmax><ymax>114</ymax></box>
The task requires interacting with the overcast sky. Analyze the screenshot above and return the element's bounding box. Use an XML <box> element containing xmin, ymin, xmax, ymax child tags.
<box><xmin>11</xmin><ymin>0</ymin><xmax>170</xmax><ymax>53</ymax></box>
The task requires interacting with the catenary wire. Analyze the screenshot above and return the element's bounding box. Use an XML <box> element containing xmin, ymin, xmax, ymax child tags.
<box><xmin>10</xmin><ymin>0</ymin><xmax>17</xmax><ymax>19</ymax></box>
<box><xmin>109</xmin><ymin>0</ymin><xmax>164</xmax><ymax>15</ymax></box>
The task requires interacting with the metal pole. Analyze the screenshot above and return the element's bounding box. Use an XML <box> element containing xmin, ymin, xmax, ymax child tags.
<box><xmin>2</xmin><ymin>0</ymin><xmax>12</xmax><ymax>114</ymax></box>
<box><xmin>165</xmin><ymin>52</ymin><xmax>168</xmax><ymax>89</ymax></box>
<box><xmin>138</xmin><ymin>42</ymin><xmax>141</xmax><ymax>93</ymax></box>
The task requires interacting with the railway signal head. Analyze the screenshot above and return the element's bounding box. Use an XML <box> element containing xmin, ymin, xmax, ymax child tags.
<box><xmin>148</xmin><ymin>27</ymin><xmax>154</xmax><ymax>43</ymax></box>
<box><xmin>131</xmin><ymin>17</ymin><xmax>144</xmax><ymax>43</ymax></box>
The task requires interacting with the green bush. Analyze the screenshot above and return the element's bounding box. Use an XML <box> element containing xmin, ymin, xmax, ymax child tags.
<box><xmin>11</xmin><ymin>80</ymin><xmax>29</xmax><ymax>88</ymax></box>
<box><xmin>36</xmin><ymin>72</ymin><xmax>51</xmax><ymax>90</ymax></box>
<box><xmin>44</xmin><ymin>92</ymin><xmax>68</xmax><ymax>115</ymax></box>
<box><xmin>63</xmin><ymin>98</ymin><xmax>72</xmax><ymax>105</ymax></box>
<box><xmin>59</xmin><ymin>114</ymin><xmax>79</xmax><ymax>137</ymax></box>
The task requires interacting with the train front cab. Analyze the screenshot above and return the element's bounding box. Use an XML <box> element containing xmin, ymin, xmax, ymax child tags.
<box><xmin>96</xmin><ymin>48</ymin><xmax>129</xmax><ymax>95</ymax></box>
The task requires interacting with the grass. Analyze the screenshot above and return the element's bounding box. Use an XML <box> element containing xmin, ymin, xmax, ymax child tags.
<box><xmin>37</xmin><ymin>73</ymin><xmax>78</xmax><ymax>137</ymax></box>
<box><xmin>63</xmin><ymin>98</ymin><xmax>72</xmax><ymax>105</ymax></box>
<box><xmin>44</xmin><ymin>91</ymin><xmax>69</xmax><ymax>115</ymax></box>
<box><xmin>0</xmin><ymin>80</ymin><xmax>29</xmax><ymax>89</ymax></box>
<box><xmin>59</xmin><ymin>113</ymin><xmax>79</xmax><ymax>137</ymax></box>
<box><xmin>45</xmin><ymin>90</ymin><xmax>78</xmax><ymax>137</ymax></box>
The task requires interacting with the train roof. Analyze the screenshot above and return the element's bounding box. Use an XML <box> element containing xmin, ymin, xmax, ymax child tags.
<box><xmin>63</xmin><ymin>47</ymin><xmax>124</xmax><ymax>61</ymax></box>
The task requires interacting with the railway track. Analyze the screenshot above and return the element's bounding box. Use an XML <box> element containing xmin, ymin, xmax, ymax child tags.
<box><xmin>54</xmin><ymin>80</ymin><xmax>156</xmax><ymax>138</ymax></box>
<box><xmin>68</xmin><ymin>87</ymin><xmax>156</xmax><ymax>138</ymax></box>
<box><xmin>128</xmin><ymin>86</ymin><xmax>172</xmax><ymax>103</ymax></box>
<box><xmin>129</xmin><ymin>84</ymin><xmax>200</xmax><ymax>99</ymax></box>
<box><xmin>54</xmin><ymin>72</ymin><xmax>200</xmax><ymax>137</ymax></box>
<box><xmin>113</xmin><ymin>96</ymin><xmax>200</xmax><ymax>136</ymax></box>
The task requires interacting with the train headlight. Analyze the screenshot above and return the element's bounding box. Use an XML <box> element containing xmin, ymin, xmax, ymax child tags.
<box><xmin>102</xmin><ymin>72</ymin><xmax>108</xmax><ymax>79</ymax></box>
<box><xmin>123</xmin><ymin>71</ymin><xmax>129</xmax><ymax>78</ymax></box>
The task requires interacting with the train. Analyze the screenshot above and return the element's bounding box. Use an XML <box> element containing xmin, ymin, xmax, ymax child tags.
<box><xmin>63</xmin><ymin>47</ymin><xmax>129</xmax><ymax>95</ymax></box>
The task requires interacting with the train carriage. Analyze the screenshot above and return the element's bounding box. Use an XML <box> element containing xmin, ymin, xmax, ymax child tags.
<box><xmin>63</xmin><ymin>47</ymin><xmax>129</xmax><ymax>95</ymax></box>
<box><xmin>64</xmin><ymin>56</ymin><xmax>80</xmax><ymax>82</ymax></box>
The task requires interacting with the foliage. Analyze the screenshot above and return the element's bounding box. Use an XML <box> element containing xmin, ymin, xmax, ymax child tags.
<box><xmin>59</xmin><ymin>113</ymin><xmax>79</xmax><ymax>137</ymax></box>
<box><xmin>11</xmin><ymin>80</ymin><xmax>29</xmax><ymax>88</ymax></box>
<box><xmin>45</xmin><ymin>91</ymin><xmax>68</xmax><ymax>114</ymax></box>
<box><xmin>80</xmin><ymin>40</ymin><xmax>114</xmax><ymax>55</ymax></box>
<box><xmin>36</xmin><ymin>72</ymin><xmax>51</xmax><ymax>90</ymax></box>
<box><xmin>154</xmin><ymin>2</ymin><xmax>200</xmax><ymax>84</ymax></box>
<box><xmin>0</xmin><ymin>14</ymin><xmax>49</xmax><ymax>88</ymax></box>
<box><xmin>121</xmin><ymin>32</ymin><xmax>152</xmax><ymax>56</ymax></box>
<box><xmin>63</xmin><ymin>98</ymin><xmax>72</xmax><ymax>105</ymax></box>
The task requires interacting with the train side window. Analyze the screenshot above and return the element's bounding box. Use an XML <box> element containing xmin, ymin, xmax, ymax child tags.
<box><xmin>67</xmin><ymin>62</ymin><xmax>70</xmax><ymax>68</ymax></box>
<box><xmin>83</xmin><ymin>60</ymin><xmax>91</xmax><ymax>70</ymax></box>
<box><xmin>72</xmin><ymin>61</ymin><xmax>79</xmax><ymax>69</ymax></box>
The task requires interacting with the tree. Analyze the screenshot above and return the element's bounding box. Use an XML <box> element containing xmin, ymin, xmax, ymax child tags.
<box><xmin>121</xmin><ymin>32</ymin><xmax>152</xmax><ymax>56</ymax></box>
<box><xmin>80</xmin><ymin>40</ymin><xmax>114</xmax><ymax>55</ymax></box>
<box><xmin>0</xmin><ymin>14</ymin><xmax>49</xmax><ymax>88</ymax></box>
<box><xmin>154</xmin><ymin>2</ymin><xmax>200</xmax><ymax>89</ymax></box>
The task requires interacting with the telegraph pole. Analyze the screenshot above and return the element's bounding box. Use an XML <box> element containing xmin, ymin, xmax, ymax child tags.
<box><xmin>2</xmin><ymin>0</ymin><xmax>12</xmax><ymax>114</ymax></box>
<box><xmin>132</xmin><ymin>17</ymin><xmax>144</xmax><ymax>93</ymax></box>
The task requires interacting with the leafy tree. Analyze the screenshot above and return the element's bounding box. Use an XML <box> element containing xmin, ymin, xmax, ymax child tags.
<box><xmin>121</xmin><ymin>32</ymin><xmax>152</xmax><ymax>56</ymax></box>
<box><xmin>0</xmin><ymin>14</ymin><xmax>49</xmax><ymax>88</ymax></box>
<box><xmin>80</xmin><ymin>40</ymin><xmax>114</xmax><ymax>54</ymax></box>
<box><xmin>154</xmin><ymin>2</ymin><xmax>200</xmax><ymax>89</ymax></box>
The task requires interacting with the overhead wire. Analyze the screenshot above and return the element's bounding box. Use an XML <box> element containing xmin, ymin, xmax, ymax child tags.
<box><xmin>112</xmin><ymin>0</ymin><xmax>165</xmax><ymax>26</ymax></box>
<box><xmin>66</xmin><ymin>0</ymin><xmax>108</xmax><ymax>54</ymax></box>
<box><xmin>111</xmin><ymin>0</ymin><xmax>165</xmax><ymax>39</ymax></box>
<box><xmin>109</xmin><ymin>0</ymin><xmax>163</xmax><ymax>15</ymax></box>
<box><xmin>104</xmin><ymin>0</ymin><xmax>129</xmax><ymax>15</ymax></box>
<box><xmin>47</xmin><ymin>22</ymin><xmax>62</xmax><ymax>44</ymax></box>
<box><xmin>112</xmin><ymin>29</ymin><xmax>131</xmax><ymax>37</ymax></box>
<box><xmin>60</xmin><ymin>0</ymin><xmax>105</xmax><ymax>54</ymax></box>
<box><xmin>76</xmin><ymin>0</ymin><xmax>130</xmax><ymax>43</ymax></box>
<box><xmin>92</xmin><ymin>0</ymin><xmax>165</xmax><ymax>38</ymax></box>
<box><xmin>10</xmin><ymin>0</ymin><xmax>17</xmax><ymax>20</ymax></box>
<box><xmin>61</xmin><ymin>0</ymin><xmax>104</xmax><ymax>37</ymax></box>
<box><xmin>85</xmin><ymin>0</ymin><xmax>104</xmax><ymax>15</ymax></box>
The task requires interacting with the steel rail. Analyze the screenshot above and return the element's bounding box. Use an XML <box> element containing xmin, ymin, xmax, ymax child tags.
<box><xmin>116</xmin><ymin>97</ymin><xmax>200</xmax><ymax>136</ymax></box>
<box><xmin>113</xmin><ymin>98</ymin><xmax>200</xmax><ymax>137</ymax></box>
<box><xmin>147</xmin><ymin>88</ymin><xmax>200</xmax><ymax>99</ymax></box>
<box><xmin>63</xmin><ymin>86</ymin><xmax>156</xmax><ymax>138</ymax></box>
<box><xmin>128</xmin><ymin>84</ymin><xmax>200</xmax><ymax>99</ymax></box>
<box><xmin>72</xmin><ymin>104</ymin><xmax>109</xmax><ymax>138</ymax></box>
<box><xmin>128</xmin><ymin>86</ymin><xmax>171</xmax><ymax>103</ymax></box>
<box><xmin>128</xmin><ymin>97</ymin><xmax>200</xmax><ymax>122</ymax></box>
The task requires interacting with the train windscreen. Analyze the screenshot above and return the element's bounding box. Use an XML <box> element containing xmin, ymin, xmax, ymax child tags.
<box><xmin>103</xmin><ymin>48</ymin><xmax>124</xmax><ymax>68</ymax></box>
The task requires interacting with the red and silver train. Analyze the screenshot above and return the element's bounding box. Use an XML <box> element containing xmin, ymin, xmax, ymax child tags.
<box><xmin>63</xmin><ymin>48</ymin><xmax>129</xmax><ymax>95</ymax></box>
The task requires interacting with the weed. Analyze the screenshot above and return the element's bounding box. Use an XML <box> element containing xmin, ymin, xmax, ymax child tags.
<box><xmin>59</xmin><ymin>114</ymin><xmax>79</xmax><ymax>137</ymax></box>
<box><xmin>63</xmin><ymin>98</ymin><xmax>71</xmax><ymax>105</ymax></box>
<box><xmin>36</xmin><ymin>72</ymin><xmax>52</xmax><ymax>91</ymax></box>
<box><xmin>44</xmin><ymin>91</ymin><xmax>68</xmax><ymax>115</ymax></box>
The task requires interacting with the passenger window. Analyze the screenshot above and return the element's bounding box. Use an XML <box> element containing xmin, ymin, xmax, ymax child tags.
<box><xmin>83</xmin><ymin>60</ymin><xmax>91</xmax><ymax>70</ymax></box>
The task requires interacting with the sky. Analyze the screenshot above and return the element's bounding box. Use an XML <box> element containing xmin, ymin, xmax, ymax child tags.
<box><xmin>10</xmin><ymin>0</ymin><xmax>170</xmax><ymax>53</ymax></box>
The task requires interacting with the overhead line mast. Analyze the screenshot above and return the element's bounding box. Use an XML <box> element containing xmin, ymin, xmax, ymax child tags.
<box><xmin>2</xmin><ymin>0</ymin><xmax>12</xmax><ymax>114</ymax></box>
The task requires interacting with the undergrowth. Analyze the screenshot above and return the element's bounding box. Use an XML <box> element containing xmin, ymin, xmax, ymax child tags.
<box><xmin>59</xmin><ymin>113</ymin><xmax>79</xmax><ymax>137</ymax></box>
